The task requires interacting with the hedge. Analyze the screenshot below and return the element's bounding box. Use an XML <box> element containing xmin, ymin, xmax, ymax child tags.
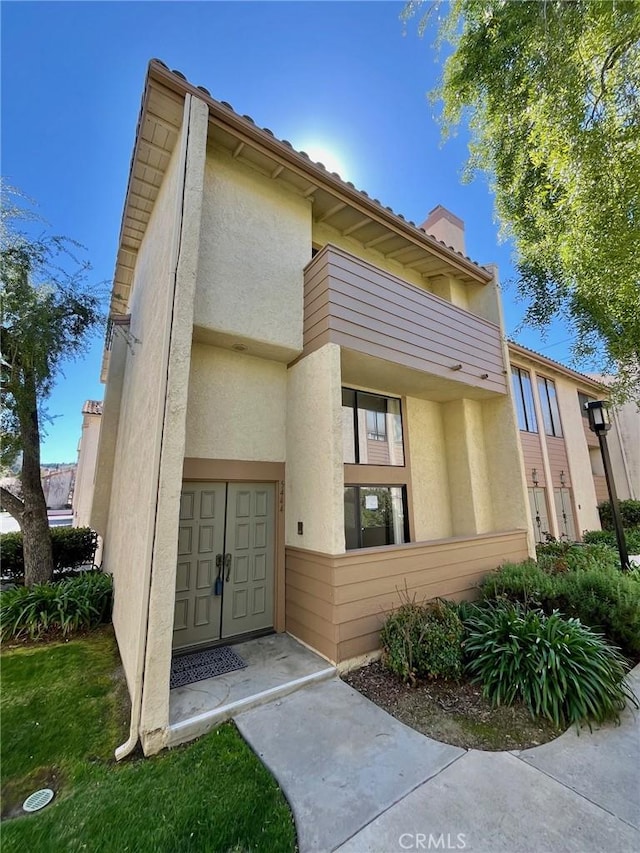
<box><xmin>598</xmin><ymin>500</ymin><xmax>640</xmax><ymax>531</ymax></box>
<box><xmin>0</xmin><ymin>527</ymin><xmax>98</xmax><ymax>582</ymax></box>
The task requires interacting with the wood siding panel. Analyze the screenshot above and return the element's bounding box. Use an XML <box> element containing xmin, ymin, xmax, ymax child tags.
<box><xmin>303</xmin><ymin>246</ymin><xmax>507</xmax><ymax>395</ymax></box>
<box><xmin>285</xmin><ymin>530</ymin><xmax>529</xmax><ymax>663</ymax></box>
<box><xmin>547</xmin><ymin>437</ymin><xmax>571</xmax><ymax>487</ymax></box>
<box><xmin>593</xmin><ymin>474</ymin><xmax>608</xmax><ymax>505</ymax></box>
<box><xmin>520</xmin><ymin>432</ymin><xmax>546</xmax><ymax>486</ymax></box>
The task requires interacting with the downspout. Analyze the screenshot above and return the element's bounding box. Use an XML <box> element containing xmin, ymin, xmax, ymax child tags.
<box><xmin>115</xmin><ymin>94</ymin><xmax>193</xmax><ymax>761</ymax></box>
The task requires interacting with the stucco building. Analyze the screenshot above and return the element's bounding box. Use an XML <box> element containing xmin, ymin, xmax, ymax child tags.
<box><xmin>87</xmin><ymin>61</ymin><xmax>629</xmax><ymax>755</ymax></box>
<box><xmin>72</xmin><ymin>400</ymin><xmax>103</xmax><ymax>527</ymax></box>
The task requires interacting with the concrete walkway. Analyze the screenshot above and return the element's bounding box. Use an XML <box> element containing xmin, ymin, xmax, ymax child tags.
<box><xmin>236</xmin><ymin>666</ymin><xmax>640</xmax><ymax>853</ymax></box>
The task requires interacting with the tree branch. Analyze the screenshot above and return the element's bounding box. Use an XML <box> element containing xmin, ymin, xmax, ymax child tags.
<box><xmin>0</xmin><ymin>486</ymin><xmax>25</xmax><ymax>523</ymax></box>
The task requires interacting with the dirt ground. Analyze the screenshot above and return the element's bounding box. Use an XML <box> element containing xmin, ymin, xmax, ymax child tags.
<box><xmin>342</xmin><ymin>660</ymin><xmax>565</xmax><ymax>751</ymax></box>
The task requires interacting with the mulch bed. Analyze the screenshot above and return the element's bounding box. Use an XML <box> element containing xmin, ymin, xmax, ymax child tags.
<box><xmin>342</xmin><ymin>660</ymin><xmax>565</xmax><ymax>751</ymax></box>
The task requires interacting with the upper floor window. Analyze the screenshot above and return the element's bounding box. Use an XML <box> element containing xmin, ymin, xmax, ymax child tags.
<box><xmin>342</xmin><ymin>388</ymin><xmax>404</xmax><ymax>466</ymax></box>
<box><xmin>578</xmin><ymin>392</ymin><xmax>595</xmax><ymax>420</ymax></box>
<box><xmin>511</xmin><ymin>368</ymin><xmax>538</xmax><ymax>433</ymax></box>
<box><xmin>538</xmin><ymin>377</ymin><xmax>563</xmax><ymax>437</ymax></box>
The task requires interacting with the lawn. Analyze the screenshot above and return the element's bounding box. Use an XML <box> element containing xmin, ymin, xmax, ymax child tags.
<box><xmin>1</xmin><ymin>628</ymin><xmax>297</xmax><ymax>852</ymax></box>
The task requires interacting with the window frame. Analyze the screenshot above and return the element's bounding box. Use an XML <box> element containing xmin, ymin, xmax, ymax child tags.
<box><xmin>343</xmin><ymin>484</ymin><xmax>410</xmax><ymax>551</ymax></box>
<box><xmin>512</xmin><ymin>367</ymin><xmax>538</xmax><ymax>433</ymax></box>
<box><xmin>342</xmin><ymin>387</ymin><xmax>404</xmax><ymax>466</ymax></box>
<box><xmin>538</xmin><ymin>376</ymin><xmax>563</xmax><ymax>437</ymax></box>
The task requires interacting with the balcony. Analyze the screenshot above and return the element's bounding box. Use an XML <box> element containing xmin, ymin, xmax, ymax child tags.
<box><xmin>303</xmin><ymin>245</ymin><xmax>507</xmax><ymax>400</ymax></box>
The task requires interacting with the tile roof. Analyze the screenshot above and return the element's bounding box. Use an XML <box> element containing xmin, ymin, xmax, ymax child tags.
<box><xmin>82</xmin><ymin>400</ymin><xmax>103</xmax><ymax>415</ymax></box>
<box><xmin>507</xmin><ymin>340</ymin><xmax>607</xmax><ymax>389</ymax></box>
<box><xmin>150</xmin><ymin>59</ymin><xmax>490</xmax><ymax>276</ymax></box>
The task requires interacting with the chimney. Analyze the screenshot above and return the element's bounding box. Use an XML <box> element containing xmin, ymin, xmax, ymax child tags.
<box><xmin>420</xmin><ymin>205</ymin><xmax>465</xmax><ymax>255</ymax></box>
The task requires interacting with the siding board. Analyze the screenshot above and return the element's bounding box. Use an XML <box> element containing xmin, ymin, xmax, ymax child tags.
<box><xmin>303</xmin><ymin>245</ymin><xmax>507</xmax><ymax>395</ymax></box>
<box><xmin>286</xmin><ymin>530</ymin><xmax>528</xmax><ymax>663</ymax></box>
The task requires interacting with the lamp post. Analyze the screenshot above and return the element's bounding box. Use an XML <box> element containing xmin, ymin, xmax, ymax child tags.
<box><xmin>585</xmin><ymin>400</ymin><xmax>630</xmax><ymax>571</ymax></box>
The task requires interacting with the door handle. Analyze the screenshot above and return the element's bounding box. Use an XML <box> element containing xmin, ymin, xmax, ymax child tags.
<box><xmin>224</xmin><ymin>553</ymin><xmax>232</xmax><ymax>582</ymax></box>
<box><xmin>213</xmin><ymin>554</ymin><xmax>223</xmax><ymax>596</ymax></box>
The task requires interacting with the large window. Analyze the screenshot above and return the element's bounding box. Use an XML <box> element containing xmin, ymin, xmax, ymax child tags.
<box><xmin>538</xmin><ymin>377</ymin><xmax>563</xmax><ymax>437</ymax></box>
<box><xmin>344</xmin><ymin>486</ymin><xmax>408</xmax><ymax>550</ymax></box>
<box><xmin>512</xmin><ymin>368</ymin><xmax>538</xmax><ymax>433</ymax></box>
<box><xmin>342</xmin><ymin>389</ymin><xmax>404</xmax><ymax>466</ymax></box>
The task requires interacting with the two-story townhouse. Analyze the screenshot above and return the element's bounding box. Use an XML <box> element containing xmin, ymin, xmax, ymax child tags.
<box><xmin>90</xmin><ymin>60</ymin><xmax>533</xmax><ymax>755</ymax></box>
<box><xmin>507</xmin><ymin>343</ymin><xmax>637</xmax><ymax>543</ymax></box>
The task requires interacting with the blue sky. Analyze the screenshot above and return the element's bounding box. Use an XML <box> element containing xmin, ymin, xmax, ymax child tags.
<box><xmin>3</xmin><ymin>0</ymin><xmax>576</xmax><ymax>463</ymax></box>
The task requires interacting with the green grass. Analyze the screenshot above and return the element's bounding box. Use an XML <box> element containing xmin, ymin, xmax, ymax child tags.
<box><xmin>1</xmin><ymin>629</ymin><xmax>297</xmax><ymax>852</ymax></box>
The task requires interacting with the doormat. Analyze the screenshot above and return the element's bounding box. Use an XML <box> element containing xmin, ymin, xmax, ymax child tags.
<box><xmin>170</xmin><ymin>646</ymin><xmax>247</xmax><ymax>689</ymax></box>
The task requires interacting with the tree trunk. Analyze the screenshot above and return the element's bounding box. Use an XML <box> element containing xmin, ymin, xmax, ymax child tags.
<box><xmin>18</xmin><ymin>372</ymin><xmax>53</xmax><ymax>586</ymax></box>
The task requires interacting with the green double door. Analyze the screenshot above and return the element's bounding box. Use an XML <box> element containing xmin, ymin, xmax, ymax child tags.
<box><xmin>172</xmin><ymin>482</ymin><xmax>275</xmax><ymax>652</ymax></box>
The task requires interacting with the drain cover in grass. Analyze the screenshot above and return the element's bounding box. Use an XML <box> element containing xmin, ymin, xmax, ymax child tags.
<box><xmin>23</xmin><ymin>788</ymin><xmax>55</xmax><ymax>812</ymax></box>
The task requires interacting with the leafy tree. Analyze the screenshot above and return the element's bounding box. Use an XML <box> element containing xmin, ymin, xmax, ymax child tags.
<box><xmin>405</xmin><ymin>0</ymin><xmax>640</xmax><ymax>396</ymax></box>
<box><xmin>1</xmin><ymin>186</ymin><xmax>103</xmax><ymax>585</ymax></box>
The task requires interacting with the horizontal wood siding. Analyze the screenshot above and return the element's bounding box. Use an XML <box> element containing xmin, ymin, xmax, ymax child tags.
<box><xmin>593</xmin><ymin>474</ymin><xmax>608</xmax><ymax>505</ymax></box>
<box><xmin>584</xmin><ymin>421</ymin><xmax>599</xmax><ymax>448</ymax></box>
<box><xmin>303</xmin><ymin>246</ymin><xmax>507</xmax><ymax>395</ymax></box>
<box><xmin>520</xmin><ymin>432</ymin><xmax>545</xmax><ymax>486</ymax></box>
<box><xmin>286</xmin><ymin>530</ymin><xmax>529</xmax><ymax>663</ymax></box>
<box><xmin>546</xmin><ymin>436</ymin><xmax>571</xmax><ymax>487</ymax></box>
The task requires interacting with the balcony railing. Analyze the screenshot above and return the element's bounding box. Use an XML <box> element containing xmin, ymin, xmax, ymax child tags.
<box><xmin>303</xmin><ymin>245</ymin><xmax>507</xmax><ymax>396</ymax></box>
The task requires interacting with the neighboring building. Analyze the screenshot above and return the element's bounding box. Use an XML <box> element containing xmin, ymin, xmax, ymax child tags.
<box><xmin>41</xmin><ymin>464</ymin><xmax>75</xmax><ymax>510</ymax></box>
<box><xmin>90</xmin><ymin>60</ymin><xmax>538</xmax><ymax>754</ymax></box>
<box><xmin>507</xmin><ymin>343</ymin><xmax>639</xmax><ymax>543</ymax></box>
<box><xmin>73</xmin><ymin>401</ymin><xmax>103</xmax><ymax>528</ymax></box>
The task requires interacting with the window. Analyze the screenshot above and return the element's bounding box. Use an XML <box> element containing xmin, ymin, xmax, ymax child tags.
<box><xmin>344</xmin><ymin>486</ymin><xmax>408</xmax><ymax>550</ymax></box>
<box><xmin>578</xmin><ymin>392</ymin><xmax>595</xmax><ymax>420</ymax></box>
<box><xmin>511</xmin><ymin>368</ymin><xmax>538</xmax><ymax>432</ymax></box>
<box><xmin>538</xmin><ymin>377</ymin><xmax>563</xmax><ymax>437</ymax></box>
<box><xmin>342</xmin><ymin>388</ymin><xmax>404</xmax><ymax>466</ymax></box>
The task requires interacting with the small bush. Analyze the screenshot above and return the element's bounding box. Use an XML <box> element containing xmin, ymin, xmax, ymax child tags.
<box><xmin>480</xmin><ymin>559</ymin><xmax>640</xmax><ymax>661</ymax></box>
<box><xmin>381</xmin><ymin>597</ymin><xmax>464</xmax><ymax>684</ymax></box>
<box><xmin>598</xmin><ymin>499</ymin><xmax>640</xmax><ymax>531</ymax></box>
<box><xmin>536</xmin><ymin>542</ymin><xmax>620</xmax><ymax>573</ymax></box>
<box><xmin>464</xmin><ymin>602</ymin><xmax>636</xmax><ymax>728</ymax></box>
<box><xmin>583</xmin><ymin>528</ymin><xmax>640</xmax><ymax>553</ymax></box>
<box><xmin>0</xmin><ymin>572</ymin><xmax>112</xmax><ymax>641</ymax></box>
<box><xmin>0</xmin><ymin>526</ymin><xmax>98</xmax><ymax>581</ymax></box>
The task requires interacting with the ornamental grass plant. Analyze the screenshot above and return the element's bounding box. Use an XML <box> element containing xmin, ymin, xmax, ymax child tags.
<box><xmin>464</xmin><ymin>602</ymin><xmax>637</xmax><ymax>728</ymax></box>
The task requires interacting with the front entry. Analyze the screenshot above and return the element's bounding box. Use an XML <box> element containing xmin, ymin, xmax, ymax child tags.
<box><xmin>173</xmin><ymin>482</ymin><xmax>275</xmax><ymax>651</ymax></box>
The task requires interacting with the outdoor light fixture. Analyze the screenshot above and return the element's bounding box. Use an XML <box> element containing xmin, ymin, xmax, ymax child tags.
<box><xmin>559</xmin><ymin>470</ymin><xmax>566</xmax><ymax>487</ymax></box>
<box><xmin>585</xmin><ymin>400</ymin><xmax>630</xmax><ymax>571</ymax></box>
<box><xmin>531</xmin><ymin>468</ymin><xmax>539</xmax><ymax>487</ymax></box>
<box><xmin>584</xmin><ymin>399</ymin><xmax>611</xmax><ymax>434</ymax></box>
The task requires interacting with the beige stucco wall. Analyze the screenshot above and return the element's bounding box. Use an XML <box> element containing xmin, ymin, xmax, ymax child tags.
<box><xmin>184</xmin><ymin>344</ymin><xmax>287</xmax><ymax>461</ymax></box>
<box><xmin>405</xmin><ymin>397</ymin><xmax>453</xmax><ymax>540</ymax></box>
<box><xmin>73</xmin><ymin>412</ymin><xmax>101</xmax><ymax>528</ymax></box>
<box><xmin>555</xmin><ymin>377</ymin><xmax>601</xmax><ymax>534</ymax></box>
<box><xmin>100</xmin><ymin>95</ymin><xmax>208</xmax><ymax>754</ymax></box>
<box><xmin>91</xmin><ymin>325</ymin><xmax>127</xmax><ymax>536</ymax></box>
<box><xmin>612</xmin><ymin>401</ymin><xmax>640</xmax><ymax>500</ymax></box>
<box><xmin>194</xmin><ymin>146</ymin><xmax>311</xmax><ymax>361</ymax></box>
<box><xmin>286</xmin><ymin>343</ymin><xmax>344</xmax><ymax>553</ymax></box>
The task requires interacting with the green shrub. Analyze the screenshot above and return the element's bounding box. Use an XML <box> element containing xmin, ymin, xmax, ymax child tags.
<box><xmin>550</xmin><ymin>566</ymin><xmax>640</xmax><ymax>661</ymax></box>
<box><xmin>480</xmin><ymin>558</ymin><xmax>640</xmax><ymax>661</ymax></box>
<box><xmin>535</xmin><ymin>542</ymin><xmax>620</xmax><ymax>573</ymax></box>
<box><xmin>583</xmin><ymin>528</ymin><xmax>640</xmax><ymax>553</ymax></box>
<box><xmin>0</xmin><ymin>572</ymin><xmax>112</xmax><ymax>641</ymax></box>
<box><xmin>598</xmin><ymin>499</ymin><xmax>640</xmax><ymax>531</ymax></box>
<box><xmin>0</xmin><ymin>526</ymin><xmax>98</xmax><ymax>581</ymax></box>
<box><xmin>464</xmin><ymin>602</ymin><xmax>637</xmax><ymax>728</ymax></box>
<box><xmin>381</xmin><ymin>597</ymin><xmax>464</xmax><ymax>684</ymax></box>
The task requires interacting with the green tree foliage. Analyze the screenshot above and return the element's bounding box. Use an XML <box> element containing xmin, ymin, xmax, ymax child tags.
<box><xmin>0</xmin><ymin>185</ymin><xmax>104</xmax><ymax>585</ymax></box>
<box><xmin>405</xmin><ymin>0</ymin><xmax>640</xmax><ymax>396</ymax></box>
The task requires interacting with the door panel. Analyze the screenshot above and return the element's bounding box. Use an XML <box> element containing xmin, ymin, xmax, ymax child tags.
<box><xmin>554</xmin><ymin>487</ymin><xmax>576</xmax><ymax>541</ymax></box>
<box><xmin>172</xmin><ymin>483</ymin><xmax>226</xmax><ymax>651</ymax></box>
<box><xmin>221</xmin><ymin>483</ymin><xmax>275</xmax><ymax>639</ymax></box>
<box><xmin>528</xmin><ymin>487</ymin><xmax>550</xmax><ymax>543</ymax></box>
